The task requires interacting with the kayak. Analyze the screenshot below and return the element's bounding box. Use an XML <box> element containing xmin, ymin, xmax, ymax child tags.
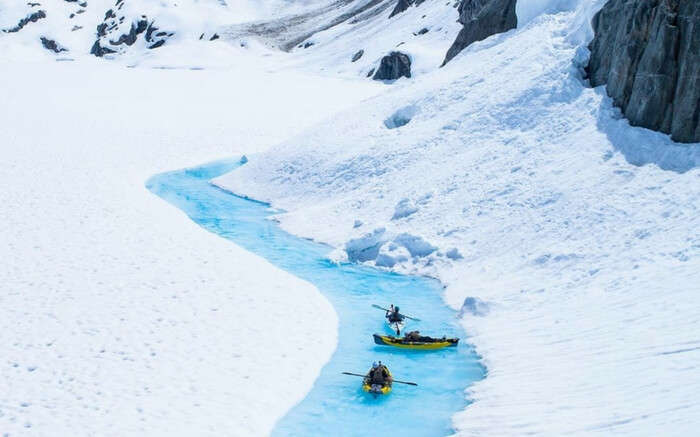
<box><xmin>362</xmin><ymin>369</ymin><xmax>393</xmax><ymax>395</ymax></box>
<box><xmin>373</xmin><ymin>333</ymin><xmax>459</xmax><ymax>350</ymax></box>
<box><xmin>386</xmin><ymin>316</ymin><xmax>406</xmax><ymax>335</ymax></box>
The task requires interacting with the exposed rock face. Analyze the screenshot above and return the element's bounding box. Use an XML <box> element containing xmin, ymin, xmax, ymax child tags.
<box><xmin>389</xmin><ymin>0</ymin><xmax>426</xmax><ymax>19</ymax></box>
<box><xmin>442</xmin><ymin>0</ymin><xmax>517</xmax><ymax>65</ymax></box>
<box><xmin>373</xmin><ymin>51</ymin><xmax>412</xmax><ymax>80</ymax></box>
<box><xmin>587</xmin><ymin>0</ymin><xmax>700</xmax><ymax>143</ymax></box>
<box><xmin>91</xmin><ymin>0</ymin><xmax>173</xmax><ymax>57</ymax></box>
<box><xmin>352</xmin><ymin>49</ymin><xmax>364</xmax><ymax>62</ymax></box>
<box><xmin>40</xmin><ymin>37</ymin><xmax>68</xmax><ymax>53</ymax></box>
<box><xmin>3</xmin><ymin>10</ymin><xmax>47</xmax><ymax>33</ymax></box>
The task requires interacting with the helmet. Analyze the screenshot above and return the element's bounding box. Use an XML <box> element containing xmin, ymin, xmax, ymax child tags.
<box><xmin>395</xmin><ymin>306</ymin><xmax>400</xmax><ymax>312</ymax></box>
<box><xmin>372</xmin><ymin>362</ymin><xmax>378</xmax><ymax>369</ymax></box>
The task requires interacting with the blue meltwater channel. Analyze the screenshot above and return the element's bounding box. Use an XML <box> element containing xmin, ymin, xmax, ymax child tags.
<box><xmin>146</xmin><ymin>159</ymin><xmax>485</xmax><ymax>436</ymax></box>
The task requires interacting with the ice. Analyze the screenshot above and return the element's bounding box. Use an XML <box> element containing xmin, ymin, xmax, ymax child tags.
<box><xmin>459</xmin><ymin>297</ymin><xmax>489</xmax><ymax>317</ymax></box>
<box><xmin>384</xmin><ymin>104</ymin><xmax>419</xmax><ymax>129</ymax></box>
<box><xmin>391</xmin><ymin>197</ymin><xmax>419</xmax><ymax>219</ymax></box>
<box><xmin>3</xmin><ymin>0</ymin><xmax>700</xmax><ymax>434</ymax></box>
<box><xmin>344</xmin><ymin>227</ymin><xmax>387</xmax><ymax>262</ymax></box>
<box><xmin>0</xmin><ymin>57</ymin><xmax>377</xmax><ymax>435</ymax></box>
<box><xmin>215</xmin><ymin>1</ymin><xmax>700</xmax><ymax>434</ymax></box>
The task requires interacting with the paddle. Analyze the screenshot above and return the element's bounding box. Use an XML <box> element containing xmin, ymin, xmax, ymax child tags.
<box><xmin>372</xmin><ymin>304</ymin><xmax>421</xmax><ymax>321</ymax></box>
<box><xmin>341</xmin><ymin>372</ymin><xmax>418</xmax><ymax>386</ymax></box>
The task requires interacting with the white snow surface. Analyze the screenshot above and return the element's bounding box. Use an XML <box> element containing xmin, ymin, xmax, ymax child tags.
<box><xmin>215</xmin><ymin>2</ymin><xmax>700</xmax><ymax>435</ymax></box>
<box><xmin>0</xmin><ymin>54</ymin><xmax>379</xmax><ymax>435</ymax></box>
<box><xmin>3</xmin><ymin>0</ymin><xmax>700</xmax><ymax>435</ymax></box>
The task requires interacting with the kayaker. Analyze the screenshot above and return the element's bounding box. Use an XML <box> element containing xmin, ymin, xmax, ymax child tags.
<box><xmin>386</xmin><ymin>305</ymin><xmax>404</xmax><ymax>323</ymax></box>
<box><xmin>367</xmin><ymin>361</ymin><xmax>391</xmax><ymax>385</ymax></box>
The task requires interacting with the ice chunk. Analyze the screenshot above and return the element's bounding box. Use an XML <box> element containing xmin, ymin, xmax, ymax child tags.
<box><xmin>345</xmin><ymin>228</ymin><xmax>387</xmax><ymax>262</ymax></box>
<box><xmin>459</xmin><ymin>297</ymin><xmax>489</xmax><ymax>317</ymax></box>
<box><xmin>384</xmin><ymin>104</ymin><xmax>418</xmax><ymax>129</ymax></box>
<box><xmin>391</xmin><ymin>198</ymin><xmax>418</xmax><ymax>220</ymax></box>
<box><xmin>375</xmin><ymin>244</ymin><xmax>410</xmax><ymax>268</ymax></box>
<box><xmin>393</xmin><ymin>233</ymin><xmax>436</xmax><ymax>257</ymax></box>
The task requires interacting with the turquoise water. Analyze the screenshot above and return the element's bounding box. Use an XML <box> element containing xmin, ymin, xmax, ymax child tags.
<box><xmin>146</xmin><ymin>159</ymin><xmax>485</xmax><ymax>436</ymax></box>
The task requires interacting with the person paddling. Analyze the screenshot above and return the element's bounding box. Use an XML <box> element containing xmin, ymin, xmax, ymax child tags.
<box><xmin>366</xmin><ymin>361</ymin><xmax>392</xmax><ymax>386</ymax></box>
<box><xmin>386</xmin><ymin>305</ymin><xmax>404</xmax><ymax>323</ymax></box>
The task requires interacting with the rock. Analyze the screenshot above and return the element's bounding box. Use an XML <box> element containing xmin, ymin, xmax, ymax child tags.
<box><xmin>373</xmin><ymin>51</ymin><xmax>411</xmax><ymax>81</ymax></box>
<box><xmin>351</xmin><ymin>49</ymin><xmax>364</xmax><ymax>62</ymax></box>
<box><xmin>40</xmin><ymin>37</ymin><xmax>68</xmax><ymax>53</ymax></box>
<box><xmin>587</xmin><ymin>0</ymin><xmax>700</xmax><ymax>143</ymax></box>
<box><xmin>4</xmin><ymin>10</ymin><xmax>46</xmax><ymax>33</ymax></box>
<box><xmin>390</xmin><ymin>0</ymin><xmax>413</xmax><ymax>18</ymax></box>
<box><xmin>366</xmin><ymin>68</ymin><xmax>375</xmax><ymax>77</ymax></box>
<box><xmin>442</xmin><ymin>0</ymin><xmax>517</xmax><ymax>65</ymax></box>
<box><xmin>91</xmin><ymin>4</ymin><xmax>171</xmax><ymax>57</ymax></box>
<box><xmin>389</xmin><ymin>0</ymin><xmax>427</xmax><ymax>18</ymax></box>
<box><xmin>415</xmin><ymin>27</ymin><xmax>429</xmax><ymax>35</ymax></box>
<box><xmin>90</xmin><ymin>40</ymin><xmax>116</xmax><ymax>56</ymax></box>
<box><xmin>209</xmin><ymin>33</ymin><xmax>220</xmax><ymax>41</ymax></box>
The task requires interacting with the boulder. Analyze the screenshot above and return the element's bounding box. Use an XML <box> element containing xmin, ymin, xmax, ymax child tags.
<box><xmin>442</xmin><ymin>0</ymin><xmax>517</xmax><ymax>65</ymax></box>
<box><xmin>351</xmin><ymin>49</ymin><xmax>364</xmax><ymax>62</ymax></box>
<box><xmin>587</xmin><ymin>0</ymin><xmax>700</xmax><ymax>143</ymax></box>
<box><xmin>389</xmin><ymin>0</ymin><xmax>427</xmax><ymax>18</ymax></box>
<box><xmin>40</xmin><ymin>37</ymin><xmax>68</xmax><ymax>53</ymax></box>
<box><xmin>373</xmin><ymin>51</ymin><xmax>411</xmax><ymax>81</ymax></box>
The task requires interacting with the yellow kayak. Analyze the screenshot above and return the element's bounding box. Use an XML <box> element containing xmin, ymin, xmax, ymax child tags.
<box><xmin>362</xmin><ymin>369</ymin><xmax>393</xmax><ymax>395</ymax></box>
<box><xmin>373</xmin><ymin>333</ymin><xmax>459</xmax><ymax>350</ymax></box>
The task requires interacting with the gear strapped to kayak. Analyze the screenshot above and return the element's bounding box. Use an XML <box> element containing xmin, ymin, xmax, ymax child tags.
<box><xmin>373</xmin><ymin>332</ymin><xmax>459</xmax><ymax>350</ymax></box>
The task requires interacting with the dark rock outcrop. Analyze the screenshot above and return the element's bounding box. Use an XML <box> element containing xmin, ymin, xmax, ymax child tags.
<box><xmin>352</xmin><ymin>49</ymin><xmax>364</xmax><ymax>62</ymax></box>
<box><xmin>40</xmin><ymin>37</ymin><xmax>68</xmax><ymax>53</ymax></box>
<box><xmin>587</xmin><ymin>0</ymin><xmax>700</xmax><ymax>143</ymax></box>
<box><xmin>373</xmin><ymin>51</ymin><xmax>411</xmax><ymax>81</ymax></box>
<box><xmin>390</xmin><ymin>0</ymin><xmax>413</xmax><ymax>17</ymax></box>
<box><xmin>91</xmin><ymin>2</ymin><xmax>172</xmax><ymax>57</ymax></box>
<box><xmin>442</xmin><ymin>0</ymin><xmax>517</xmax><ymax>65</ymax></box>
<box><xmin>4</xmin><ymin>10</ymin><xmax>46</xmax><ymax>33</ymax></box>
<box><xmin>389</xmin><ymin>0</ymin><xmax>426</xmax><ymax>18</ymax></box>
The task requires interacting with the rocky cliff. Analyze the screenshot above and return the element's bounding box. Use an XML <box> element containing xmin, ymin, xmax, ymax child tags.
<box><xmin>587</xmin><ymin>0</ymin><xmax>699</xmax><ymax>143</ymax></box>
<box><xmin>442</xmin><ymin>0</ymin><xmax>517</xmax><ymax>65</ymax></box>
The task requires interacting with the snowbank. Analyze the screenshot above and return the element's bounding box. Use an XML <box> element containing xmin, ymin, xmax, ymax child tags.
<box><xmin>0</xmin><ymin>59</ymin><xmax>378</xmax><ymax>435</ymax></box>
<box><xmin>215</xmin><ymin>2</ymin><xmax>700</xmax><ymax>434</ymax></box>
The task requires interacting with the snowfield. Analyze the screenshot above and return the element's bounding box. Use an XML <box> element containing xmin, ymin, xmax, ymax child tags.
<box><xmin>214</xmin><ymin>1</ymin><xmax>700</xmax><ymax>435</ymax></box>
<box><xmin>2</xmin><ymin>0</ymin><xmax>700</xmax><ymax>435</ymax></box>
<box><xmin>0</xmin><ymin>56</ymin><xmax>378</xmax><ymax>435</ymax></box>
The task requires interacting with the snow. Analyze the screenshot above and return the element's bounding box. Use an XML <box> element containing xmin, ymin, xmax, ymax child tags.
<box><xmin>214</xmin><ymin>2</ymin><xmax>700</xmax><ymax>435</ymax></box>
<box><xmin>3</xmin><ymin>0</ymin><xmax>700</xmax><ymax>434</ymax></box>
<box><xmin>0</xmin><ymin>55</ymin><xmax>378</xmax><ymax>434</ymax></box>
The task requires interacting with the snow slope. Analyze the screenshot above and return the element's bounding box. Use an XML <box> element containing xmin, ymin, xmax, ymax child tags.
<box><xmin>0</xmin><ymin>57</ymin><xmax>378</xmax><ymax>435</ymax></box>
<box><xmin>215</xmin><ymin>2</ymin><xmax>700</xmax><ymax>435</ymax></box>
